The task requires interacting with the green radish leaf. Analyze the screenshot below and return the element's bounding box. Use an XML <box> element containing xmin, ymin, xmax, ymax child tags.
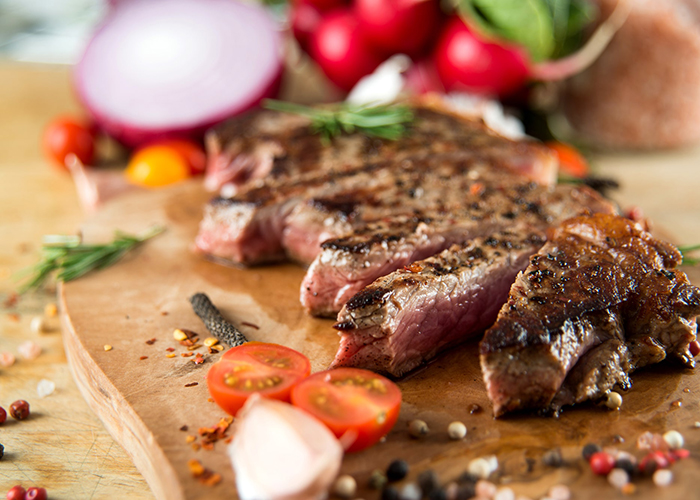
<box><xmin>459</xmin><ymin>0</ymin><xmax>556</xmax><ymax>62</ymax></box>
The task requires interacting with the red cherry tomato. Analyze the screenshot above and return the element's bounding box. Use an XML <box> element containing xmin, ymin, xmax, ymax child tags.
<box><xmin>207</xmin><ymin>342</ymin><xmax>311</xmax><ymax>416</ymax></box>
<box><xmin>291</xmin><ymin>0</ymin><xmax>324</xmax><ymax>52</ymax></box>
<box><xmin>434</xmin><ymin>17</ymin><xmax>530</xmax><ymax>98</ymax></box>
<box><xmin>310</xmin><ymin>9</ymin><xmax>385</xmax><ymax>92</ymax></box>
<box><xmin>25</xmin><ymin>487</ymin><xmax>47</xmax><ymax>500</ymax></box>
<box><xmin>147</xmin><ymin>139</ymin><xmax>206</xmax><ymax>175</ymax></box>
<box><xmin>297</xmin><ymin>0</ymin><xmax>347</xmax><ymax>13</ymax></box>
<box><xmin>545</xmin><ymin>141</ymin><xmax>590</xmax><ymax>178</ymax></box>
<box><xmin>355</xmin><ymin>0</ymin><xmax>441</xmax><ymax>57</ymax></box>
<box><xmin>6</xmin><ymin>486</ymin><xmax>26</xmax><ymax>500</ymax></box>
<box><xmin>290</xmin><ymin>367</ymin><xmax>402</xmax><ymax>452</ymax></box>
<box><xmin>42</xmin><ymin>116</ymin><xmax>96</xmax><ymax>170</ymax></box>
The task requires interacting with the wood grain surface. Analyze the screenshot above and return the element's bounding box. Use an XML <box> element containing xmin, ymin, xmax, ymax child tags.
<box><xmin>59</xmin><ymin>173</ymin><xmax>700</xmax><ymax>500</ymax></box>
<box><xmin>2</xmin><ymin>61</ymin><xmax>700</xmax><ymax>500</ymax></box>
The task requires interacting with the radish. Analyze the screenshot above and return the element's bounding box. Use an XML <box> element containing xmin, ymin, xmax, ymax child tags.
<box><xmin>74</xmin><ymin>0</ymin><xmax>283</xmax><ymax>147</ymax></box>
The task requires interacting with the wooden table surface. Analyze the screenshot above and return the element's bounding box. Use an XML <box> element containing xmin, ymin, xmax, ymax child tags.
<box><xmin>0</xmin><ymin>62</ymin><xmax>699</xmax><ymax>500</ymax></box>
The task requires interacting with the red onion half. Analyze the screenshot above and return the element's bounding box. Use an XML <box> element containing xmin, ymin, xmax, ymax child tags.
<box><xmin>74</xmin><ymin>0</ymin><xmax>283</xmax><ymax>147</ymax></box>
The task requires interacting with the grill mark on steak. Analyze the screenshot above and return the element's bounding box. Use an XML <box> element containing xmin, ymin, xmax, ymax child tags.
<box><xmin>329</xmin><ymin>232</ymin><xmax>546</xmax><ymax>377</ymax></box>
<box><xmin>301</xmin><ymin>181</ymin><xmax>616</xmax><ymax>316</ymax></box>
<box><xmin>480</xmin><ymin>213</ymin><xmax>700</xmax><ymax>417</ymax></box>
<box><xmin>203</xmin><ymin>102</ymin><xmax>558</xmax><ymax>193</ymax></box>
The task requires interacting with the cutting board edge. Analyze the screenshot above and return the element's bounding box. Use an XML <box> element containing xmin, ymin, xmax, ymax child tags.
<box><xmin>58</xmin><ymin>283</ymin><xmax>184</xmax><ymax>500</ymax></box>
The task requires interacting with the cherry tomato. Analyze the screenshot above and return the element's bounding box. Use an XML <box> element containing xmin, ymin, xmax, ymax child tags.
<box><xmin>545</xmin><ymin>141</ymin><xmax>590</xmax><ymax>178</ymax></box>
<box><xmin>146</xmin><ymin>139</ymin><xmax>206</xmax><ymax>175</ymax></box>
<box><xmin>25</xmin><ymin>487</ymin><xmax>47</xmax><ymax>500</ymax></box>
<box><xmin>355</xmin><ymin>0</ymin><xmax>441</xmax><ymax>57</ymax></box>
<box><xmin>310</xmin><ymin>9</ymin><xmax>385</xmax><ymax>92</ymax></box>
<box><xmin>434</xmin><ymin>17</ymin><xmax>530</xmax><ymax>98</ymax></box>
<box><xmin>6</xmin><ymin>485</ymin><xmax>26</xmax><ymax>500</ymax></box>
<box><xmin>290</xmin><ymin>367</ymin><xmax>402</xmax><ymax>452</ymax></box>
<box><xmin>207</xmin><ymin>342</ymin><xmax>311</xmax><ymax>416</ymax></box>
<box><xmin>125</xmin><ymin>145</ymin><xmax>190</xmax><ymax>188</ymax></box>
<box><xmin>42</xmin><ymin>116</ymin><xmax>96</xmax><ymax>170</ymax></box>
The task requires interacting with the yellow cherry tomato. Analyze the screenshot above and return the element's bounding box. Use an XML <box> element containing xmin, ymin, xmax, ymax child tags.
<box><xmin>125</xmin><ymin>145</ymin><xmax>190</xmax><ymax>188</ymax></box>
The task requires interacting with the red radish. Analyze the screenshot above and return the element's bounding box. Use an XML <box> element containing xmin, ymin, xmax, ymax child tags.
<box><xmin>310</xmin><ymin>9</ymin><xmax>384</xmax><ymax>92</ymax></box>
<box><xmin>355</xmin><ymin>0</ymin><xmax>441</xmax><ymax>57</ymax></box>
<box><xmin>297</xmin><ymin>0</ymin><xmax>348</xmax><ymax>13</ymax></box>
<box><xmin>434</xmin><ymin>17</ymin><xmax>530</xmax><ymax>98</ymax></box>
<box><xmin>291</xmin><ymin>0</ymin><xmax>324</xmax><ymax>51</ymax></box>
<box><xmin>74</xmin><ymin>0</ymin><xmax>283</xmax><ymax>147</ymax></box>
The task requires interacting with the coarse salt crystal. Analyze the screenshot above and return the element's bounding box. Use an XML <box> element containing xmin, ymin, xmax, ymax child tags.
<box><xmin>37</xmin><ymin>378</ymin><xmax>56</xmax><ymax>398</ymax></box>
<box><xmin>18</xmin><ymin>340</ymin><xmax>41</xmax><ymax>360</ymax></box>
<box><xmin>607</xmin><ymin>468</ymin><xmax>629</xmax><ymax>489</ymax></box>
<box><xmin>548</xmin><ymin>484</ymin><xmax>570</xmax><ymax>500</ymax></box>
<box><xmin>662</xmin><ymin>430</ymin><xmax>684</xmax><ymax>450</ymax></box>
<box><xmin>467</xmin><ymin>458</ymin><xmax>492</xmax><ymax>479</ymax></box>
<box><xmin>0</xmin><ymin>351</ymin><xmax>16</xmax><ymax>367</ymax></box>
<box><xmin>475</xmin><ymin>479</ymin><xmax>497</xmax><ymax>498</ymax></box>
<box><xmin>653</xmin><ymin>469</ymin><xmax>673</xmax><ymax>487</ymax></box>
<box><xmin>494</xmin><ymin>486</ymin><xmax>515</xmax><ymax>500</ymax></box>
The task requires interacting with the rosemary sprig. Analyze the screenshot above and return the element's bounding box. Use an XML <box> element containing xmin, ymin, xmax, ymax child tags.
<box><xmin>263</xmin><ymin>99</ymin><xmax>413</xmax><ymax>142</ymax></box>
<box><xmin>678</xmin><ymin>244</ymin><xmax>700</xmax><ymax>266</ymax></box>
<box><xmin>18</xmin><ymin>226</ymin><xmax>165</xmax><ymax>293</ymax></box>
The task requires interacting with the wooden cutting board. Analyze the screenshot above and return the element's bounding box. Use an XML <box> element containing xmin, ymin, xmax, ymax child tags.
<box><xmin>59</xmin><ymin>179</ymin><xmax>700</xmax><ymax>500</ymax></box>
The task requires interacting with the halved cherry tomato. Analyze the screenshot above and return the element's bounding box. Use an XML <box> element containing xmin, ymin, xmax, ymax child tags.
<box><xmin>207</xmin><ymin>342</ymin><xmax>311</xmax><ymax>416</ymax></box>
<box><xmin>546</xmin><ymin>141</ymin><xmax>590</xmax><ymax>178</ymax></box>
<box><xmin>290</xmin><ymin>367</ymin><xmax>401</xmax><ymax>452</ymax></box>
<box><xmin>42</xmin><ymin>116</ymin><xmax>96</xmax><ymax>170</ymax></box>
<box><xmin>147</xmin><ymin>138</ymin><xmax>206</xmax><ymax>175</ymax></box>
<box><xmin>125</xmin><ymin>144</ymin><xmax>190</xmax><ymax>187</ymax></box>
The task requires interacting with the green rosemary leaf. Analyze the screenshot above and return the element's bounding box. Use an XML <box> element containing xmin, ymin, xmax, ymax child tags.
<box><xmin>263</xmin><ymin>99</ymin><xmax>413</xmax><ymax>142</ymax></box>
<box><xmin>18</xmin><ymin>226</ymin><xmax>165</xmax><ymax>293</ymax></box>
<box><xmin>679</xmin><ymin>244</ymin><xmax>700</xmax><ymax>266</ymax></box>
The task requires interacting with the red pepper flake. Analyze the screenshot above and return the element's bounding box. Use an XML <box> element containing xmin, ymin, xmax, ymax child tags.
<box><xmin>193</xmin><ymin>354</ymin><xmax>205</xmax><ymax>365</ymax></box>
<box><xmin>181</xmin><ymin>352</ymin><xmax>194</xmax><ymax>358</ymax></box>
<box><xmin>7</xmin><ymin>313</ymin><xmax>20</xmax><ymax>322</ymax></box>
<box><xmin>180</xmin><ymin>425</ymin><xmax>189</xmax><ymax>432</ymax></box>
<box><xmin>185</xmin><ymin>382</ymin><xmax>199</xmax><ymax>387</ymax></box>
<box><xmin>196</xmin><ymin>417</ymin><xmax>233</xmax><ymax>449</ymax></box>
<box><xmin>180</xmin><ymin>338</ymin><xmax>199</xmax><ymax>347</ymax></box>
<box><xmin>187</xmin><ymin>459</ymin><xmax>221</xmax><ymax>486</ymax></box>
<box><xmin>191</xmin><ymin>443</ymin><xmax>201</xmax><ymax>451</ymax></box>
<box><xmin>145</xmin><ymin>338</ymin><xmax>157</xmax><ymax>345</ymax></box>
<box><xmin>161</xmin><ymin>311</ymin><xmax>169</xmax><ymax>316</ymax></box>
<box><xmin>241</xmin><ymin>321</ymin><xmax>260</xmax><ymax>330</ymax></box>
<box><xmin>207</xmin><ymin>397</ymin><xmax>215</xmax><ymax>403</ymax></box>
<box><xmin>166</xmin><ymin>347</ymin><xmax>175</xmax><ymax>352</ymax></box>
<box><xmin>3</xmin><ymin>292</ymin><xmax>19</xmax><ymax>308</ymax></box>
<box><xmin>469</xmin><ymin>182</ymin><xmax>485</xmax><ymax>197</ymax></box>
<box><xmin>140</xmin><ymin>356</ymin><xmax>149</xmax><ymax>360</ymax></box>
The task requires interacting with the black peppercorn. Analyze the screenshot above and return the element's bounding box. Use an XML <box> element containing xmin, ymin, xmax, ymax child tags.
<box><xmin>582</xmin><ymin>443</ymin><xmax>601</xmax><ymax>461</ymax></box>
<box><xmin>615</xmin><ymin>457</ymin><xmax>636</xmax><ymax>476</ymax></box>
<box><xmin>382</xmin><ymin>485</ymin><xmax>399</xmax><ymax>500</ymax></box>
<box><xmin>387</xmin><ymin>460</ymin><xmax>409</xmax><ymax>482</ymax></box>
<box><xmin>428</xmin><ymin>489</ymin><xmax>448</xmax><ymax>500</ymax></box>
<box><xmin>543</xmin><ymin>448</ymin><xmax>564</xmax><ymax>467</ymax></box>
<box><xmin>417</xmin><ymin>470</ymin><xmax>439</xmax><ymax>496</ymax></box>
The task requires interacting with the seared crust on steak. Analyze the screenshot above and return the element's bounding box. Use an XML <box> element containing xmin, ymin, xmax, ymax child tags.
<box><xmin>329</xmin><ymin>232</ymin><xmax>546</xmax><ymax>377</ymax></box>
<box><xmin>480</xmin><ymin>214</ymin><xmax>700</xmax><ymax>417</ymax></box>
<box><xmin>301</xmin><ymin>179</ymin><xmax>616</xmax><ymax>316</ymax></box>
<box><xmin>203</xmin><ymin>99</ymin><xmax>557</xmax><ymax>193</ymax></box>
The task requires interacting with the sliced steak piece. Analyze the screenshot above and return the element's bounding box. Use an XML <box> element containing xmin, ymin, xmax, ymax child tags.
<box><xmin>329</xmin><ymin>232</ymin><xmax>546</xmax><ymax>377</ymax></box>
<box><xmin>480</xmin><ymin>213</ymin><xmax>700</xmax><ymax>417</ymax></box>
<box><xmin>301</xmin><ymin>182</ymin><xmax>616</xmax><ymax>316</ymax></box>
<box><xmin>203</xmin><ymin>100</ymin><xmax>557</xmax><ymax>193</ymax></box>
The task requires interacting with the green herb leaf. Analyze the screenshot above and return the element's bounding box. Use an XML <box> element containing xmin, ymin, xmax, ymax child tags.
<box><xmin>18</xmin><ymin>226</ymin><xmax>165</xmax><ymax>293</ymax></box>
<box><xmin>459</xmin><ymin>0</ymin><xmax>555</xmax><ymax>61</ymax></box>
<box><xmin>262</xmin><ymin>100</ymin><xmax>414</xmax><ymax>143</ymax></box>
<box><xmin>679</xmin><ymin>244</ymin><xmax>700</xmax><ymax>266</ymax></box>
<box><xmin>457</xmin><ymin>0</ymin><xmax>596</xmax><ymax>61</ymax></box>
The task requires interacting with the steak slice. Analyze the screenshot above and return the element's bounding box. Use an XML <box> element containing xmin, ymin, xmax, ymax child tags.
<box><xmin>203</xmin><ymin>100</ymin><xmax>557</xmax><ymax>193</ymax></box>
<box><xmin>329</xmin><ymin>231</ymin><xmax>546</xmax><ymax>377</ymax></box>
<box><xmin>301</xmin><ymin>182</ymin><xmax>616</xmax><ymax>316</ymax></box>
<box><xmin>480</xmin><ymin>213</ymin><xmax>700</xmax><ymax>417</ymax></box>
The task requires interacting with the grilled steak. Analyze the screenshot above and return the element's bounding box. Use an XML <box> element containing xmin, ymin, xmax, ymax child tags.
<box><xmin>329</xmin><ymin>232</ymin><xmax>547</xmax><ymax>377</ymax></box>
<box><xmin>301</xmin><ymin>180</ymin><xmax>615</xmax><ymax>316</ymax></box>
<box><xmin>480</xmin><ymin>214</ymin><xmax>700</xmax><ymax>417</ymax></box>
<box><xmin>203</xmin><ymin>99</ymin><xmax>557</xmax><ymax>194</ymax></box>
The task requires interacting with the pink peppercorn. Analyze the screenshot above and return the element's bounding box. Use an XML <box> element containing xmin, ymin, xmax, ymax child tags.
<box><xmin>589</xmin><ymin>451</ymin><xmax>616</xmax><ymax>475</ymax></box>
<box><xmin>0</xmin><ymin>407</ymin><xmax>6</xmax><ymax>424</ymax></box>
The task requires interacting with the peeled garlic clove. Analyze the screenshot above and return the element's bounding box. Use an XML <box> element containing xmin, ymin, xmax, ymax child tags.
<box><xmin>229</xmin><ymin>394</ymin><xmax>343</xmax><ymax>500</ymax></box>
